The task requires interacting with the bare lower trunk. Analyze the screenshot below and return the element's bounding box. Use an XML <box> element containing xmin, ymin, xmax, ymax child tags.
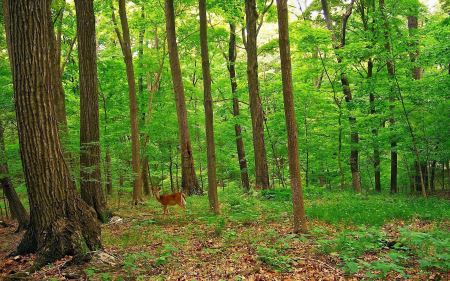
<box><xmin>277</xmin><ymin>0</ymin><xmax>307</xmax><ymax>233</ymax></box>
<box><xmin>7</xmin><ymin>0</ymin><xmax>101</xmax><ymax>267</ymax></box>
<box><xmin>165</xmin><ymin>0</ymin><xmax>200</xmax><ymax>195</ymax></box>
<box><xmin>228</xmin><ymin>23</ymin><xmax>250</xmax><ymax>192</ymax></box>
<box><xmin>75</xmin><ymin>0</ymin><xmax>107</xmax><ymax>222</ymax></box>
<box><xmin>199</xmin><ymin>0</ymin><xmax>219</xmax><ymax>213</ymax></box>
<box><xmin>430</xmin><ymin>161</ymin><xmax>436</xmax><ymax>192</ymax></box>
<box><xmin>105</xmin><ymin>148</ymin><xmax>112</xmax><ymax>195</ymax></box>
<box><xmin>379</xmin><ymin>0</ymin><xmax>398</xmax><ymax>193</ymax></box>
<box><xmin>367</xmin><ymin>59</ymin><xmax>381</xmax><ymax>192</ymax></box>
<box><xmin>245</xmin><ymin>0</ymin><xmax>270</xmax><ymax>189</ymax></box>
<box><xmin>117</xmin><ymin>0</ymin><xmax>143</xmax><ymax>204</ymax></box>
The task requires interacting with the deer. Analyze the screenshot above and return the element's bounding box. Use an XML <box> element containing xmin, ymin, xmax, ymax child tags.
<box><xmin>153</xmin><ymin>187</ymin><xmax>186</xmax><ymax>215</ymax></box>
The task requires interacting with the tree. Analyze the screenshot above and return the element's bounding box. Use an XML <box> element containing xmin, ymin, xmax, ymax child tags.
<box><xmin>0</xmin><ymin>120</ymin><xmax>29</xmax><ymax>231</ymax></box>
<box><xmin>320</xmin><ymin>0</ymin><xmax>361</xmax><ymax>192</ymax></box>
<box><xmin>276</xmin><ymin>0</ymin><xmax>307</xmax><ymax>233</ymax></box>
<box><xmin>75</xmin><ymin>0</ymin><xmax>108</xmax><ymax>221</ymax></box>
<box><xmin>165</xmin><ymin>0</ymin><xmax>201</xmax><ymax>195</ymax></box>
<box><xmin>379</xmin><ymin>0</ymin><xmax>397</xmax><ymax>193</ymax></box>
<box><xmin>228</xmin><ymin>23</ymin><xmax>250</xmax><ymax>192</ymax></box>
<box><xmin>245</xmin><ymin>0</ymin><xmax>270</xmax><ymax>189</ymax></box>
<box><xmin>6</xmin><ymin>0</ymin><xmax>101</xmax><ymax>267</ymax></box>
<box><xmin>113</xmin><ymin>0</ymin><xmax>143</xmax><ymax>204</ymax></box>
<box><xmin>407</xmin><ymin>9</ymin><xmax>427</xmax><ymax>197</ymax></box>
<box><xmin>199</xmin><ymin>0</ymin><xmax>219</xmax><ymax>213</ymax></box>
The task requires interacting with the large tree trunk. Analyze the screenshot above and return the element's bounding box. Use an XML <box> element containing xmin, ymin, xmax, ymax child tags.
<box><xmin>379</xmin><ymin>0</ymin><xmax>398</xmax><ymax>193</ymax></box>
<box><xmin>276</xmin><ymin>0</ymin><xmax>307</xmax><ymax>233</ymax></box>
<box><xmin>228</xmin><ymin>23</ymin><xmax>250</xmax><ymax>193</ymax></box>
<box><xmin>0</xmin><ymin>121</ymin><xmax>29</xmax><ymax>231</ymax></box>
<box><xmin>118</xmin><ymin>0</ymin><xmax>143</xmax><ymax>204</ymax></box>
<box><xmin>320</xmin><ymin>0</ymin><xmax>360</xmax><ymax>192</ymax></box>
<box><xmin>368</xmin><ymin>59</ymin><xmax>381</xmax><ymax>192</ymax></box>
<box><xmin>75</xmin><ymin>0</ymin><xmax>108</xmax><ymax>222</ymax></box>
<box><xmin>199</xmin><ymin>0</ymin><xmax>219</xmax><ymax>213</ymax></box>
<box><xmin>6</xmin><ymin>0</ymin><xmax>101</xmax><ymax>268</ymax></box>
<box><xmin>165</xmin><ymin>0</ymin><xmax>201</xmax><ymax>195</ymax></box>
<box><xmin>245</xmin><ymin>0</ymin><xmax>270</xmax><ymax>189</ymax></box>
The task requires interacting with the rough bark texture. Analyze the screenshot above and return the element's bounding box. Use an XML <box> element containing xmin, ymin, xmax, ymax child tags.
<box><xmin>118</xmin><ymin>0</ymin><xmax>143</xmax><ymax>204</ymax></box>
<box><xmin>199</xmin><ymin>0</ymin><xmax>219</xmax><ymax>214</ymax></box>
<box><xmin>7</xmin><ymin>0</ymin><xmax>101</xmax><ymax>267</ymax></box>
<box><xmin>165</xmin><ymin>0</ymin><xmax>201</xmax><ymax>195</ymax></box>
<box><xmin>75</xmin><ymin>0</ymin><xmax>107</xmax><ymax>222</ymax></box>
<box><xmin>228</xmin><ymin>23</ymin><xmax>250</xmax><ymax>192</ymax></box>
<box><xmin>379</xmin><ymin>0</ymin><xmax>397</xmax><ymax>193</ymax></box>
<box><xmin>0</xmin><ymin>121</ymin><xmax>29</xmax><ymax>231</ymax></box>
<box><xmin>245</xmin><ymin>0</ymin><xmax>270</xmax><ymax>189</ymax></box>
<box><xmin>320</xmin><ymin>0</ymin><xmax>360</xmax><ymax>192</ymax></box>
<box><xmin>368</xmin><ymin>59</ymin><xmax>381</xmax><ymax>192</ymax></box>
<box><xmin>276</xmin><ymin>0</ymin><xmax>307</xmax><ymax>233</ymax></box>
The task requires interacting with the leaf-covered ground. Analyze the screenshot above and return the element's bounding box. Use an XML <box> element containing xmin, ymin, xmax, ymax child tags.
<box><xmin>1</xmin><ymin>188</ymin><xmax>449</xmax><ymax>280</ymax></box>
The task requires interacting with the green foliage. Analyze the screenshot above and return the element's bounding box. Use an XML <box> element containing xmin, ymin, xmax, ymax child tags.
<box><xmin>155</xmin><ymin>244</ymin><xmax>178</xmax><ymax>267</ymax></box>
<box><xmin>256</xmin><ymin>246</ymin><xmax>293</xmax><ymax>272</ymax></box>
<box><xmin>399</xmin><ymin>228</ymin><xmax>450</xmax><ymax>271</ymax></box>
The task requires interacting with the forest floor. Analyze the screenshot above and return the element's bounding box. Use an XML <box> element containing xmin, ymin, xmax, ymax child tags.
<box><xmin>1</xmin><ymin>188</ymin><xmax>449</xmax><ymax>280</ymax></box>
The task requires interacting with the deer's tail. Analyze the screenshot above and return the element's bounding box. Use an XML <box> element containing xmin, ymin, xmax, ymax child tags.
<box><xmin>181</xmin><ymin>193</ymin><xmax>186</xmax><ymax>206</ymax></box>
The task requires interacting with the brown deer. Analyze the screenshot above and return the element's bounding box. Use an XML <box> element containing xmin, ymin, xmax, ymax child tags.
<box><xmin>153</xmin><ymin>187</ymin><xmax>186</xmax><ymax>215</ymax></box>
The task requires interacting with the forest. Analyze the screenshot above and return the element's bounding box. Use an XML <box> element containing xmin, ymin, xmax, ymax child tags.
<box><xmin>0</xmin><ymin>0</ymin><xmax>449</xmax><ymax>280</ymax></box>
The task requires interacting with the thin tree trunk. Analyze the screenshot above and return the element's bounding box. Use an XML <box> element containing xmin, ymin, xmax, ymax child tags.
<box><xmin>6</xmin><ymin>0</ymin><xmax>101</xmax><ymax>267</ymax></box>
<box><xmin>169</xmin><ymin>147</ymin><xmax>174</xmax><ymax>192</ymax></box>
<box><xmin>407</xmin><ymin>13</ymin><xmax>427</xmax><ymax>197</ymax></box>
<box><xmin>276</xmin><ymin>0</ymin><xmax>307</xmax><ymax>233</ymax></box>
<box><xmin>116</xmin><ymin>0</ymin><xmax>143</xmax><ymax>204</ymax></box>
<box><xmin>430</xmin><ymin>160</ymin><xmax>436</xmax><ymax>192</ymax></box>
<box><xmin>379</xmin><ymin>0</ymin><xmax>397</xmax><ymax>193</ymax></box>
<box><xmin>228</xmin><ymin>23</ymin><xmax>250</xmax><ymax>192</ymax></box>
<box><xmin>368</xmin><ymin>59</ymin><xmax>381</xmax><ymax>192</ymax></box>
<box><xmin>199</xmin><ymin>0</ymin><xmax>219</xmax><ymax>213</ymax></box>
<box><xmin>320</xmin><ymin>0</ymin><xmax>361</xmax><ymax>192</ymax></box>
<box><xmin>105</xmin><ymin>148</ymin><xmax>112</xmax><ymax>195</ymax></box>
<box><xmin>245</xmin><ymin>0</ymin><xmax>270</xmax><ymax>189</ymax></box>
<box><xmin>0</xmin><ymin>121</ymin><xmax>29</xmax><ymax>231</ymax></box>
<box><xmin>165</xmin><ymin>0</ymin><xmax>200</xmax><ymax>195</ymax></box>
<box><xmin>75</xmin><ymin>0</ymin><xmax>108</xmax><ymax>222</ymax></box>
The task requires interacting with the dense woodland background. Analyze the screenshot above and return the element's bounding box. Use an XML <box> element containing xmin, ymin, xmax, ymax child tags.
<box><xmin>0</xmin><ymin>0</ymin><xmax>449</xmax><ymax>279</ymax></box>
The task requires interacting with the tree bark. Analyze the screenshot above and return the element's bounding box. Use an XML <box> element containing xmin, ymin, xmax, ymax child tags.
<box><xmin>245</xmin><ymin>0</ymin><xmax>270</xmax><ymax>189</ymax></box>
<box><xmin>105</xmin><ymin>148</ymin><xmax>113</xmax><ymax>195</ymax></box>
<box><xmin>407</xmin><ymin>13</ymin><xmax>427</xmax><ymax>197</ymax></box>
<box><xmin>228</xmin><ymin>23</ymin><xmax>250</xmax><ymax>193</ymax></box>
<box><xmin>379</xmin><ymin>0</ymin><xmax>398</xmax><ymax>193</ymax></box>
<box><xmin>199</xmin><ymin>0</ymin><xmax>219</xmax><ymax>214</ymax></box>
<box><xmin>0</xmin><ymin>121</ymin><xmax>29</xmax><ymax>231</ymax></box>
<box><xmin>165</xmin><ymin>0</ymin><xmax>201</xmax><ymax>195</ymax></box>
<box><xmin>320</xmin><ymin>0</ymin><xmax>360</xmax><ymax>192</ymax></box>
<box><xmin>117</xmin><ymin>0</ymin><xmax>143</xmax><ymax>204</ymax></box>
<box><xmin>75</xmin><ymin>0</ymin><xmax>108</xmax><ymax>222</ymax></box>
<box><xmin>367</xmin><ymin>59</ymin><xmax>381</xmax><ymax>192</ymax></box>
<box><xmin>6</xmin><ymin>0</ymin><xmax>101</xmax><ymax>267</ymax></box>
<box><xmin>430</xmin><ymin>160</ymin><xmax>436</xmax><ymax>192</ymax></box>
<box><xmin>276</xmin><ymin>0</ymin><xmax>307</xmax><ymax>233</ymax></box>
